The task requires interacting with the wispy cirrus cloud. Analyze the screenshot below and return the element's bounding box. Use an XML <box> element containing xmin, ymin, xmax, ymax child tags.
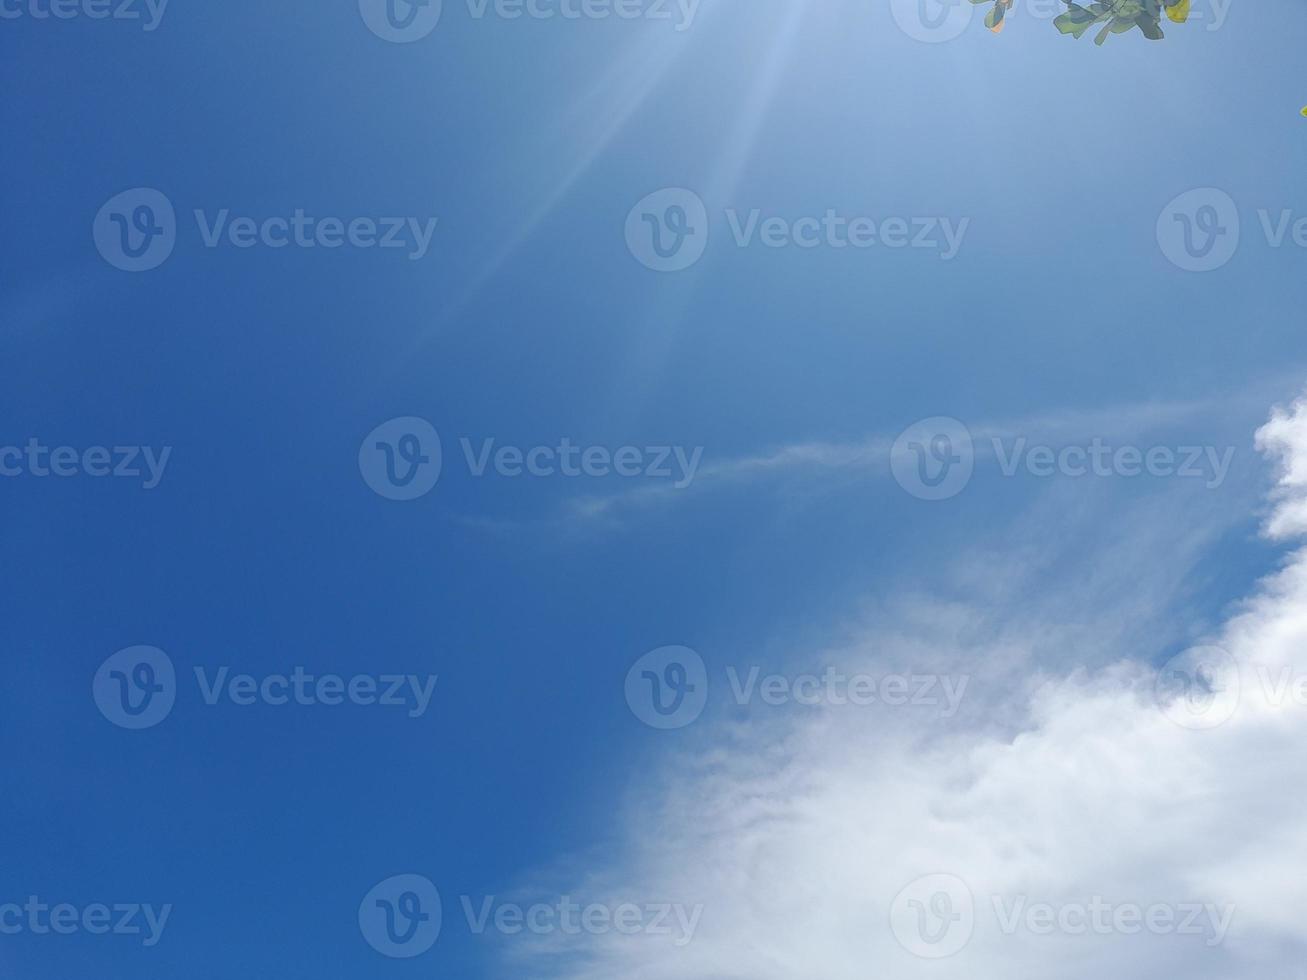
<box><xmin>565</xmin><ymin>385</ymin><xmax>1278</xmax><ymax>521</ymax></box>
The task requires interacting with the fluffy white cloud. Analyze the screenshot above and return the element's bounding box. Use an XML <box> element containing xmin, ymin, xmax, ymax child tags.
<box><xmin>502</xmin><ymin>393</ymin><xmax>1307</xmax><ymax>980</ymax></box>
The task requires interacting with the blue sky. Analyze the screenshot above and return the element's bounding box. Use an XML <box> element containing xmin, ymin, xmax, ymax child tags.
<box><xmin>5</xmin><ymin>1</ymin><xmax>1307</xmax><ymax>978</ymax></box>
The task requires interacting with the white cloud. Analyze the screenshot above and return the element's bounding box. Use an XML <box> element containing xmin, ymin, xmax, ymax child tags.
<box><xmin>1256</xmin><ymin>395</ymin><xmax>1307</xmax><ymax>540</ymax></box>
<box><xmin>500</xmin><ymin>391</ymin><xmax>1307</xmax><ymax>979</ymax></box>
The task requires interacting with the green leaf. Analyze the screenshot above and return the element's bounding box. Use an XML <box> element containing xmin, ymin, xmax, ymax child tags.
<box><xmin>1138</xmin><ymin>14</ymin><xmax>1165</xmax><ymax>37</ymax></box>
<box><xmin>1055</xmin><ymin>4</ymin><xmax>1106</xmax><ymax>36</ymax></box>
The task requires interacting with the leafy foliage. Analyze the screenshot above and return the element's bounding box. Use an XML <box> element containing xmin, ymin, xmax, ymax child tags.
<box><xmin>970</xmin><ymin>0</ymin><xmax>1014</xmax><ymax>32</ymax></box>
<box><xmin>972</xmin><ymin>0</ymin><xmax>1191</xmax><ymax>43</ymax></box>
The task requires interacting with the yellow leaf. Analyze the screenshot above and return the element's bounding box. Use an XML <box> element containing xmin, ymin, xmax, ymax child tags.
<box><xmin>1166</xmin><ymin>0</ymin><xmax>1190</xmax><ymax>23</ymax></box>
